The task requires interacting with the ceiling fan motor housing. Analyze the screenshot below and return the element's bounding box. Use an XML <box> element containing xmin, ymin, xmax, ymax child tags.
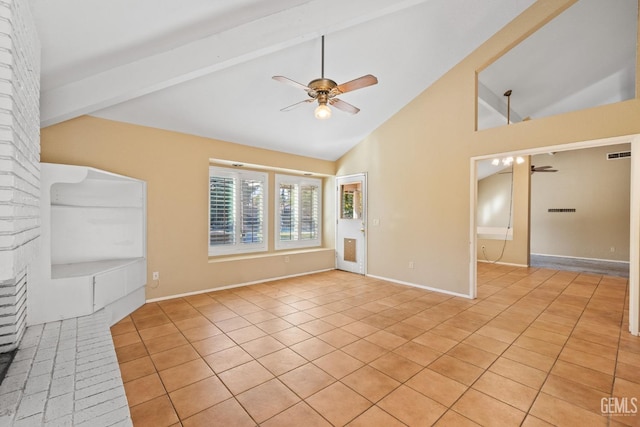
<box><xmin>308</xmin><ymin>78</ymin><xmax>338</xmax><ymax>99</ymax></box>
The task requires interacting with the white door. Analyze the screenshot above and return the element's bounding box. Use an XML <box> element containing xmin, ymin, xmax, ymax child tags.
<box><xmin>336</xmin><ymin>174</ymin><xmax>366</xmax><ymax>274</ymax></box>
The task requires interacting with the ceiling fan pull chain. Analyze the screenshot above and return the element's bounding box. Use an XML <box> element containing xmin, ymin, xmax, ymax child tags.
<box><xmin>504</xmin><ymin>89</ymin><xmax>512</xmax><ymax>125</ymax></box>
<box><xmin>321</xmin><ymin>35</ymin><xmax>325</xmax><ymax>79</ymax></box>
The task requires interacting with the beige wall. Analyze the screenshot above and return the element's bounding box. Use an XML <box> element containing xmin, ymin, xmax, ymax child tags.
<box><xmin>531</xmin><ymin>143</ymin><xmax>631</xmax><ymax>261</ymax></box>
<box><xmin>477</xmin><ymin>157</ymin><xmax>530</xmax><ymax>266</ymax></box>
<box><xmin>40</xmin><ymin>0</ymin><xmax>640</xmax><ymax>299</ymax></box>
<box><xmin>337</xmin><ymin>0</ymin><xmax>640</xmax><ymax>294</ymax></box>
<box><xmin>477</xmin><ymin>144</ymin><xmax>631</xmax><ymax>265</ymax></box>
<box><xmin>41</xmin><ymin>116</ymin><xmax>336</xmax><ymax>299</ymax></box>
<box><xmin>478</xmin><ymin>171</ymin><xmax>513</xmax><ymax>228</ymax></box>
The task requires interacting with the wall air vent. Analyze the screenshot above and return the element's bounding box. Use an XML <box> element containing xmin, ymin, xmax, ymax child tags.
<box><xmin>548</xmin><ymin>208</ymin><xmax>576</xmax><ymax>213</ymax></box>
<box><xmin>607</xmin><ymin>151</ymin><xmax>631</xmax><ymax>160</ymax></box>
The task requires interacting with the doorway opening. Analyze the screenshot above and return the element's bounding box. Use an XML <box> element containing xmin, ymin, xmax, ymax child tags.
<box><xmin>470</xmin><ymin>134</ymin><xmax>640</xmax><ymax>336</ymax></box>
<box><xmin>336</xmin><ymin>174</ymin><xmax>367</xmax><ymax>274</ymax></box>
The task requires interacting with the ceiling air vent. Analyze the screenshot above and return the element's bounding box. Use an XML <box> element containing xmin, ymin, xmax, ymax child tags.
<box><xmin>607</xmin><ymin>151</ymin><xmax>631</xmax><ymax>160</ymax></box>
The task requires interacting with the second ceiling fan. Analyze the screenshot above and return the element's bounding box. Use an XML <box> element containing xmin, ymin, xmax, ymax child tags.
<box><xmin>273</xmin><ymin>36</ymin><xmax>378</xmax><ymax>119</ymax></box>
<box><xmin>531</xmin><ymin>165</ymin><xmax>558</xmax><ymax>174</ymax></box>
<box><xmin>500</xmin><ymin>164</ymin><xmax>559</xmax><ymax>175</ymax></box>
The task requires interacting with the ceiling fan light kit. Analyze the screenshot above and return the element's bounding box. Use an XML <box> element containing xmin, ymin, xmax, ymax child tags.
<box><xmin>273</xmin><ymin>35</ymin><xmax>378</xmax><ymax>120</ymax></box>
<box><xmin>315</xmin><ymin>102</ymin><xmax>331</xmax><ymax>120</ymax></box>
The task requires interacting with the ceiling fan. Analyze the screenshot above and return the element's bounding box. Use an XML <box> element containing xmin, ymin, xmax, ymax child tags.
<box><xmin>272</xmin><ymin>36</ymin><xmax>378</xmax><ymax>119</ymax></box>
<box><xmin>499</xmin><ymin>165</ymin><xmax>558</xmax><ymax>175</ymax></box>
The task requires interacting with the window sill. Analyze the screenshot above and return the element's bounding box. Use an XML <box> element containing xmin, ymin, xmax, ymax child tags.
<box><xmin>208</xmin><ymin>247</ymin><xmax>331</xmax><ymax>263</ymax></box>
<box><xmin>477</xmin><ymin>226</ymin><xmax>514</xmax><ymax>241</ymax></box>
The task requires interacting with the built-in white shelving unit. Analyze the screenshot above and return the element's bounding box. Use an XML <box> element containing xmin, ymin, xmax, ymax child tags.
<box><xmin>28</xmin><ymin>163</ymin><xmax>147</xmax><ymax>326</ymax></box>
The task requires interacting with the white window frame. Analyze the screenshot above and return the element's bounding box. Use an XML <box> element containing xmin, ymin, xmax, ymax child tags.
<box><xmin>209</xmin><ymin>166</ymin><xmax>268</xmax><ymax>256</ymax></box>
<box><xmin>275</xmin><ymin>174</ymin><xmax>322</xmax><ymax>250</ymax></box>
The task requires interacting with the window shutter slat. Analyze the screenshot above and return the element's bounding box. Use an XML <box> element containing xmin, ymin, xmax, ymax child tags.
<box><xmin>210</xmin><ymin>176</ymin><xmax>235</xmax><ymax>246</ymax></box>
<box><xmin>279</xmin><ymin>184</ymin><xmax>296</xmax><ymax>241</ymax></box>
<box><xmin>275</xmin><ymin>175</ymin><xmax>321</xmax><ymax>249</ymax></box>
<box><xmin>209</xmin><ymin>167</ymin><xmax>268</xmax><ymax>255</ymax></box>
<box><xmin>241</xmin><ymin>179</ymin><xmax>264</xmax><ymax>244</ymax></box>
<box><xmin>300</xmin><ymin>184</ymin><xmax>318</xmax><ymax>240</ymax></box>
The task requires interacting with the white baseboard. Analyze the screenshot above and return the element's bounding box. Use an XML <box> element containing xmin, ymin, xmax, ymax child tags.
<box><xmin>147</xmin><ymin>269</ymin><xmax>475</xmax><ymax>304</ymax></box>
<box><xmin>366</xmin><ymin>274</ymin><xmax>473</xmax><ymax>299</ymax></box>
<box><xmin>531</xmin><ymin>253</ymin><xmax>630</xmax><ymax>264</ymax></box>
<box><xmin>145</xmin><ymin>268</ymin><xmax>335</xmax><ymax>303</ymax></box>
<box><xmin>477</xmin><ymin>259</ymin><xmax>529</xmax><ymax>267</ymax></box>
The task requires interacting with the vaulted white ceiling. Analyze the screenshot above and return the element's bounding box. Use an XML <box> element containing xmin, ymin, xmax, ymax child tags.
<box><xmin>478</xmin><ymin>0</ymin><xmax>637</xmax><ymax>131</ymax></box>
<box><xmin>30</xmin><ymin>0</ymin><xmax>634</xmax><ymax>161</ymax></box>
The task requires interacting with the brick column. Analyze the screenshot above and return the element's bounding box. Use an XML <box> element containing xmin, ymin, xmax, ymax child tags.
<box><xmin>0</xmin><ymin>0</ymin><xmax>41</xmax><ymax>353</ymax></box>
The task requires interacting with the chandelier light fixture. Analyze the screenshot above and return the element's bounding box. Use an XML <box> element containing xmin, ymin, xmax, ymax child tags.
<box><xmin>492</xmin><ymin>156</ymin><xmax>525</xmax><ymax>166</ymax></box>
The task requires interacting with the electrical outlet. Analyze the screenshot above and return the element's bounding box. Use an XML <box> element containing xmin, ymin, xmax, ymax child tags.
<box><xmin>408</xmin><ymin>261</ymin><xmax>415</xmax><ymax>269</ymax></box>
<box><xmin>284</xmin><ymin>256</ymin><xmax>290</xmax><ymax>263</ymax></box>
<box><xmin>611</xmin><ymin>247</ymin><xmax>616</xmax><ymax>252</ymax></box>
<box><xmin>152</xmin><ymin>272</ymin><xmax>159</xmax><ymax>280</ymax></box>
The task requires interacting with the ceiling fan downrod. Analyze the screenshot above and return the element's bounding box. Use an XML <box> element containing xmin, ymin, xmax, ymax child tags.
<box><xmin>504</xmin><ymin>89</ymin><xmax>512</xmax><ymax>125</ymax></box>
<box><xmin>320</xmin><ymin>35</ymin><xmax>325</xmax><ymax>79</ymax></box>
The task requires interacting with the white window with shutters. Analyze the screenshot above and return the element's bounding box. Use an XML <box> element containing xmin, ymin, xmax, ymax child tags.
<box><xmin>209</xmin><ymin>166</ymin><xmax>268</xmax><ymax>256</ymax></box>
<box><xmin>275</xmin><ymin>174</ymin><xmax>322</xmax><ymax>250</ymax></box>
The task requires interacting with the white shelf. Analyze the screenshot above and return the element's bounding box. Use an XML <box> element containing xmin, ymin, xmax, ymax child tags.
<box><xmin>51</xmin><ymin>204</ymin><xmax>143</xmax><ymax>209</ymax></box>
<box><xmin>52</xmin><ymin>258</ymin><xmax>146</xmax><ymax>279</ymax></box>
<box><xmin>29</xmin><ymin>163</ymin><xmax>148</xmax><ymax>327</ymax></box>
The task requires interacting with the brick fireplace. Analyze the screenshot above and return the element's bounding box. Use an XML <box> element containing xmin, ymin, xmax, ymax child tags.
<box><xmin>0</xmin><ymin>0</ymin><xmax>41</xmax><ymax>375</ymax></box>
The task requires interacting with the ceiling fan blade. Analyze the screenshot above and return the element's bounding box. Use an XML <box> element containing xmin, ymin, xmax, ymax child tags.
<box><xmin>537</xmin><ymin>169</ymin><xmax>558</xmax><ymax>172</ymax></box>
<box><xmin>280</xmin><ymin>99</ymin><xmax>314</xmax><ymax>112</ymax></box>
<box><xmin>534</xmin><ymin>165</ymin><xmax>554</xmax><ymax>170</ymax></box>
<box><xmin>272</xmin><ymin>76</ymin><xmax>310</xmax><ymax>92</ymax></box>
<box><xmin>335</xmin><ymin>74</ymin><xmax>378</xmax><ymax>95</ymax></box>
<box><xmin>330</xmin><ymin>98</ymin><xmax>360</xmax><ymax>115</ymax></box>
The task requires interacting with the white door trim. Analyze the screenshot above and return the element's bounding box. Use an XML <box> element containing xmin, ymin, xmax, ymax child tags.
<box><xmin>336</xmin><ymin>173</ymin><xmax>367</xmax><ymax>275</ymax></box>
<box><xmin>629</xmin><ymin>136</ymin><xmax>640</xmax><ymax>336</ymax></box>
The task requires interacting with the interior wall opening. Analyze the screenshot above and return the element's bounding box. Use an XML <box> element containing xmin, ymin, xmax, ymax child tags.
<box><xmin>470</xmin><ymin>134</ymin><xmax>640</xmax><ymax>336</ymax></box>
<box><xmin>477</xmin><ymin>0</ymin><xmax>638</xmax><ymax>131</ymax></box>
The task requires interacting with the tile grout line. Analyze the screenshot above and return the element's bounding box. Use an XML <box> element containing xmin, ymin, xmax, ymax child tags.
<box><xmin>508</xmin><ymin>273</ymin><xmax>625</xmax><ymax>425</ymax></box>
<box><xmin>161</xmin><ymin>300</ymin><xmax>260</xmax><ymax>427</ymax></box>
<box><xmin>116</xmin><ymin>269</ymin><xmax>636</xmax><ymax>426</ymax></box>
<box><xmin>428</xmin><ymin>268</ymin><xmax>570</xmax><ymax>425</ymax></box>
<box><xmin>215</xmin><ymin>268</ymin><xmax>502</xmax><ymax>424</ymax></box>
<box><xmin>607</xmin><ymin>276</ymin><xmax>630</xmax><ymax>427</ymax></box>
<box><xmin>131</xmin><ymin>298</ymin><xmax>273</xmax><ymax>425</ymax></box>
<box><xmin>176</xmin><ymin>293</ymin><xmax>335</xmax><ymax>426</ymax></box>
<box><xmin>136</xmin><ymin>268</ymin><xmax>553</xmax><ymax>425</ymax></box>
<box><xmin>430</xmin><ymin>268</ymin><xmax>602</xmax><ymax>424</ymax></box>
<box><xmin>514</xmin><ymin>273</ymin><xmax>605</xmax><ymax>425</ymax></box>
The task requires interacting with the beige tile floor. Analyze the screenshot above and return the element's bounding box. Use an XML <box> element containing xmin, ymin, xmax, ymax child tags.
<box><xmin>110</xmin><ymin>264</ymin><xmax>640</xmax><ymax>426</ymax></box>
